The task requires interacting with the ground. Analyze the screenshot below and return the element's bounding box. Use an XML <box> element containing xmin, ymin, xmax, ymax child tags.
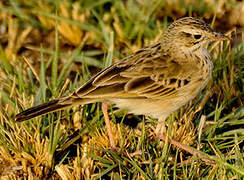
<box><xmin>0</xmin><ymin>0</ymin><xmax>243</xmax><ymax>179</ymax></box>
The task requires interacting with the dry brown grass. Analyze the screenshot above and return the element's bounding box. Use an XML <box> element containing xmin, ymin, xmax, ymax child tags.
<box><xmin>0</xmin><ymin>0</ymin><xmax>243</xmax><ymax>179</ymax></box>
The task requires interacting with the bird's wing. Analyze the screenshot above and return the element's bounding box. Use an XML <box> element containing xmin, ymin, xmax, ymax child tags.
<box><xmin>75</xmin><ymin>43</ymin><xmax>200</xmax><ymax>99</ymax></box>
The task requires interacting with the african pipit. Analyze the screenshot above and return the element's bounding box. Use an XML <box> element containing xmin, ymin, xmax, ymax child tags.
<box><xmin>15</xmin><ymin>17</ymin><xmax>230</xmax><ymax>147</ymax></box>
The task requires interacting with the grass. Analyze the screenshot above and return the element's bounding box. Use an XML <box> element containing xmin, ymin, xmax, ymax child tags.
<box><xmin>0</xmin><ymin>0</ymin><xmax>243</xmax><ymax>179</ymax></box>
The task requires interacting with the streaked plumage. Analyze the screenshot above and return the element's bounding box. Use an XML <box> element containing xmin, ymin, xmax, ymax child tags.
<box><xmin>15</xmin><ymin>17</ymin><xmax>230</xmax><ymax>134</ymax></box>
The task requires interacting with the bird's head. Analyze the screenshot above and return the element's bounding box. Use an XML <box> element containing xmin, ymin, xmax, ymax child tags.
<box><xmin>163</xmin><ymin>17</ymin><xmax>230</xmax><ymax>51</ymax></box>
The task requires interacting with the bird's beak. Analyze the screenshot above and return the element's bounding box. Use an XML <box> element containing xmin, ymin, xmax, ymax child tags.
<box><xmin>212</xmin><ymin>32</ymin><xmax>231</xmax><ymax>41</ymax></box>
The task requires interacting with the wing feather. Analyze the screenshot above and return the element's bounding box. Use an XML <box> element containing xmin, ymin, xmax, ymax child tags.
<box><xmin>74</xmin><ymin>43</ymin><xmax>199</xmax><ymax>100</ymax></box>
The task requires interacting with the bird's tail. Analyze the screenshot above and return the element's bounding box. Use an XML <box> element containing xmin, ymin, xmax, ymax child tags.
<box><xmin>15</xmin><ymin>96</ymin><xmax>95</xmax><ymax>122</ymax></box>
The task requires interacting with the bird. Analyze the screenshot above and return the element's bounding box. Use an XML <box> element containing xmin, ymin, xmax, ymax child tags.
<box><xmin>15</xmin><ymin>17</ymin><xmax>230</xmax><ymax>148</ymax></box>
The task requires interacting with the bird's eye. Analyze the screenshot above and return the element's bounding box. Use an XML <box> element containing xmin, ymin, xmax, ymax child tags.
<box><xmin>194</xmin><ymin>35</ymin><xmax>202</xmax><ymax>39</ymax></box>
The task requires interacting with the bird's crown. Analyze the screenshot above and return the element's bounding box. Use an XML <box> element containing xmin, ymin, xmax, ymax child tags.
<box><xmin>163</xmin><ymin>17</ymin><xmax>229</xmax><ymax>50</ymax></box>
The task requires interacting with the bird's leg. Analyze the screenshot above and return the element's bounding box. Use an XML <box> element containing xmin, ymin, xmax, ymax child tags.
<box><xmin>155</xmin><ymin>117</ymin><xmax>166</xmax><ymax>136</ymax></box>
<box><xmin>196</xmin><ymin>90</ymin><xmax>211</xmax><ymax>113</ymax></box>
<box><xmin>196</xmin><ymin>79</ymin><xmax>213</xmax><ymax>113</ymax></box>
<box><xmin>102</xmin><ymin>102</ymin><xmax>116</xmax><ymax>150</ymax></box>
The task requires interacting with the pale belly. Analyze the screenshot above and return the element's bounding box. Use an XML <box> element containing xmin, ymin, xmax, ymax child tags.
<box><xmin>109</xmin><ymin>81</ymin><xmax>207</xmax><ymax>119</ymax></box>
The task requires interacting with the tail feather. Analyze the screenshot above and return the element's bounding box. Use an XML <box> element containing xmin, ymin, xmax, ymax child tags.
<box><xmin>15</xmin><ymin>97</ymin><xmax>74</xmax><ymax>122</ymax></box>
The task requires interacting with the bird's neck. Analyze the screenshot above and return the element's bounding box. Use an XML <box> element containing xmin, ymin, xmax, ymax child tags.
<box><xmin>161</xmin><ymin>37</ymin><xmax>208</xmax><ymax>63</ymax></box>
